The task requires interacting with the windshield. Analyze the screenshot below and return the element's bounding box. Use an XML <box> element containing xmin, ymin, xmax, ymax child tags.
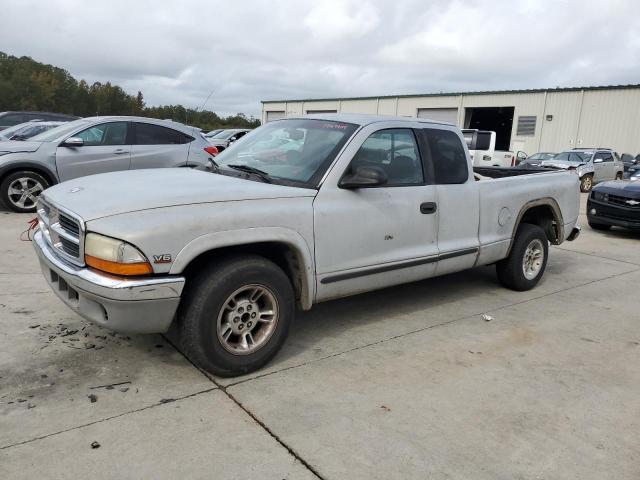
<box><xmin>211</xmin><ymin>129</ymin><xmax>243</xmax><ymax>140</ymax></box>
<box><xmin>214</xmin><ymin>119</ymin><xmax>358</xmax><ymax>186</ymax></box>
<box><xmin>30</xmin><ymin>118</ymin><xmax>91</xmax><ymax>142</ymax></box>
<box><xmin>553</xmin><ymin>151</ymin><xmax>592</xmax><ymax>163</ymax></box>
<box><xmin>0</xmin><ymin>122</ymin><xmax>35</xmax><ymax>139</ymax></box>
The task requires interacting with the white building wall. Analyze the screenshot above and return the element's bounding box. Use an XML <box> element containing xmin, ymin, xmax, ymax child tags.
<box><xmin>262</xmin><ymin>87</ymin><xmax>640</xmax><ymax>154</ymax></box>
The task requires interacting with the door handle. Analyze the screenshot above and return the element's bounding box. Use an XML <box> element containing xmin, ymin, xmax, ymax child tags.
<box><xmin>113</xmin><ymin>149</ymin><xmax>129</xmax><ymax>155</ymax></box>
<box><xmin>420</xmin><ymin>202</ymin><xmax>437</xmax><ymax>214</ymax></box>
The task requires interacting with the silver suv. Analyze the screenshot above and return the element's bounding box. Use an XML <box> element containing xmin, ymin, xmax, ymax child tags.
<box><xmin>542</xmin><ymin>148</ymin><xmax>624</xmax><ymax>192</ymax></box>
<box><xmin>0</xmin><ymin>116</ymin><xmax>213</xmax><ymax>212</ymax></box>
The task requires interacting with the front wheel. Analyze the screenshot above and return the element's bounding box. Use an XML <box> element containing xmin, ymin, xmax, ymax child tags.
<box><xmin>496</xmin><ymin>223</ymin><xmax>549</xmax><ymax>291</ymax></box>
<box><xmin>1</xmin><ymin>171</ymin><xmax>49</xmax><ymax>213</ymax></box>
<box><xmin>178</xmin><ymin>255</ymin><xmax>294</xmax><ymax>377</ymax></box>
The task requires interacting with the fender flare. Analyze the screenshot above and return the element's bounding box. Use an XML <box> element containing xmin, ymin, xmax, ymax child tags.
<box><xmin>170</xmin><ymin>227</ymin><xmax>316</xmax><ymax>310</ymax></box>
<box><xmin>506</xmin><ymin>197</ymin><xmax>564</xmax><ymax>255</ymax></box>
<box><xmin>0</xmin><ymin>160</ymin><xmax>58</xmax><ymax>186</ymax></box>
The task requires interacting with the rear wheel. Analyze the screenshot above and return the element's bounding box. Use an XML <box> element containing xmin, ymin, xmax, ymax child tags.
<box><xmin>496</xmin><ymin>223</ymin><xmax>549</xmax><ymax>291</ymax></box>
<box><xmin>580</xmin><ymin>174</ymin><xmax>593</xmax><ymax>193</ymax></box>
<box><xmin>615</xmin><ymin>172</ymin><xmax>623</xmax><ymax>180</ymax></box>
<box><xmin>1</xmin><ymin>171</ymin><xmax>49</xmax><ymax>213</ymax></box>
<box><xmin>178</xmin><ymin>255</ymin><xmax>294</xmax><ymax>377</ymax></box>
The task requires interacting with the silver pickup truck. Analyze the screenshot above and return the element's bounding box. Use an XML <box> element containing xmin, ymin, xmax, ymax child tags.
<box><xmin>32</xmin><ymin>114</ymin><xmax>581</xmax><ymax>376</ymax></box>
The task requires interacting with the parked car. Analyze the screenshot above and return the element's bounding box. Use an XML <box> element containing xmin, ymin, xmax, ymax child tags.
<box><xmin>541</xmin><ymin>148</ymin><xmax>624</xmax><ymax>192</ymax></box>
<box><xmin>0</xmin><ymin>121</ymin><xmax>66</xmax><ymax>141</ymax></box>
<box><xmin>516</xmin><ymin>152</ymin><xmax>556</xmax><ymax>169</ymax></box>
<box><xmin>206</xmin><ymin>128</ymin><xmax>251</xmax><ymax>152</ymax></box>
<box><xmin>0</xmin><ymin>116</ymin><xmax>215</xmax><ymax>212</ymax></box>
<box><xmin>462</xmin><ymin>129</ymin><xmax>518</xmax><ymax>167</ymax></box>
<box><xmin>204</xmin><ymin>129</ymin><xmax>224</xmax><ymax>139</ymax></box>
<box><xmin>587</xmin><ymin>181</ymin><xmax>640</xmax><ymax>231</ymax></box>
<box><xmin>0</xmin><ymin>111</ymin><xmax>79</xmax><ymax>131</ymax></box>
<box><xmin>630</xmin><ymin>169</ymin><xmax>640</xmax><ymax>181</ymax></box>
<box><xmin>621</xmin><ymin>153</ymin><xmax>638</xmax><ymax>178</ymax></box>
<box><xmin>32</xmin><ymin>114</ymin><xmax>580</xmax><ymax>376</ymax></box>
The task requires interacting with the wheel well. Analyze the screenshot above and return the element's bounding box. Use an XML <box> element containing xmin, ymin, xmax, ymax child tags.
<box><xmin>518</xmin><ymin>204</ymin><xmax>561</xmax><ymax>244</ymax></box>
<box><xmin>181</xmin><ymin>242</ymin><xmax>307</xmax><ymax>308</ymax></box>
<box><xmin>0</xmin><ymin>166</ymin><xmax>57</xmax><ymax>187</ymax></box>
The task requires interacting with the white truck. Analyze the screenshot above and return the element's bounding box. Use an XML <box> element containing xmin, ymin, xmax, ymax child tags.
<box><xmin>32</xmin><ymin>114</ymin><xmax>581</xmax><ymax>376</ymax></box>
<box><xmin>462</xmin><ymin>129</ymin><xmax>524</xmax><ymax>167</ymax></box>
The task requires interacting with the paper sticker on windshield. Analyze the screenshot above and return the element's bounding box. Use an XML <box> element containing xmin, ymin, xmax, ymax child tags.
<box><xmin>320</xmin><ymin>123</ymin><xmax>349</xmax><ymax>130</ymax></box>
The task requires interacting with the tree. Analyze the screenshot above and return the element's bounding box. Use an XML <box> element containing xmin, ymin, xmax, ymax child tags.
<box><xmin>0</xmin><ymin>51</ymin><xmax>260</xmax><ymax>129</ymax></box>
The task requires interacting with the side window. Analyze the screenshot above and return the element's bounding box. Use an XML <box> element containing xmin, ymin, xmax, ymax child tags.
<box><xmin>349</xmin><ymin>129</ymin><xmax>424</xmax><ymax>186</ymax></box>
<box><xmin>423</xmin><ymin>129</ymin><xmax>469</xmax><ymax>184</ymax></box>
<box><xmin>75</xmin><ymin>122</ymin><xmax>128</xmax><ymax>146</ymax></box>
<box><xmin>602</xmin><ymin>152</ymin><xmax>614</xmax><ymax>162</ymax></box>
<box><xmin>134</xmin><ymin>123</ymin><xmax>192</xmax><ymax>145</ymax></box>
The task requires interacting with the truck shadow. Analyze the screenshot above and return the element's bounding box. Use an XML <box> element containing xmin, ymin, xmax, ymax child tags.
<box><xmin>275</xmin><ymin>265</ymin><xmax>504</xmax><ymax>364</ymax></box>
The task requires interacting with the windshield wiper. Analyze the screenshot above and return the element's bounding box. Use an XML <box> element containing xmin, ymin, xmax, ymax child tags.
<box><xmin>226</xmin><ymin>164</ymin><xmax>272</xmax><ymax>183</ymax></box>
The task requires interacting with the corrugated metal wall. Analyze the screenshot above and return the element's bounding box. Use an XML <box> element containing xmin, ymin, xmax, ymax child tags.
<box><xmin>262</xmin><ymin>87</ymin><xmax>640</xmax><ymax>154</ymax></box>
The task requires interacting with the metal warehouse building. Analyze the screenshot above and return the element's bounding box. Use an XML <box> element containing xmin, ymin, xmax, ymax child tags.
<box><xmin>261</xmin><ymin>84</ymin><xmax>640</xmax><ymax>155</ymax></box>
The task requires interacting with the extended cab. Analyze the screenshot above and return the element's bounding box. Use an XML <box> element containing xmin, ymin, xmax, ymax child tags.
<box><xmin>32</xmin><ymin>115</ymin><xmax>581</xmax><ymax>376</ymax></box>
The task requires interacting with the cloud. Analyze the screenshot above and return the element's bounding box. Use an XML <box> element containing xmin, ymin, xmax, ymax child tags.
<box><xmin>303</xmin><ymin>0</ymin><xmax>380</xmax><ymax>40</ymax></box>
<box><xmin>1</xmin><ymin>0</ymin><xmax>639</xmax><ymax>117</ymax></box>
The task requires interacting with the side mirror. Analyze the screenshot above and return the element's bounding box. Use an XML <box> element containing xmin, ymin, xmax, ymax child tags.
<box><xmin>593</xmin><ymin>158</ymin><xmax>603</xmax><ymax>163</ymax></box>
<box><xmin>62</xmin><ymin>137</ymin><xmax>84</xmax><ymax>147</ymax></box>
<box><xmin>517</xmin><ymin>151</ymin><xmax>527</xmax><ymax>160</ymax></box>
<box><xmin>339</xmin><ymin>166</ymin><xmax>388</xmax><ymax>189</ymax></box>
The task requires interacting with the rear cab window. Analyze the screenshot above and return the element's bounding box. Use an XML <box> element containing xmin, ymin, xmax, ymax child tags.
<box><xmin>418</xmin><ymin>129</ymin><xmax>469</xmax><ymax>184</ymax></box>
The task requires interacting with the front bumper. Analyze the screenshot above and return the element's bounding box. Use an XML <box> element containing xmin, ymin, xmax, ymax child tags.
<box><xmin>33</xmin><ymin>230</ymin><xmax>185</xmax><ymax>333</ymax></box>
<box><xmin>587</xmin><ymin>199</ymin><xmax>640</xmax><ymax>230</ymax></box>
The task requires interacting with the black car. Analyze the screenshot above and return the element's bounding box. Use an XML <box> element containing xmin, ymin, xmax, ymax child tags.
<box><xmin>0</xmin><ymin>111</ymin><xmax>79</xmax><ymax>131</ymax></box>
<box><xmin>627</xmin><ymin>156</ymin><xmax>640</xmax><ymax>178</ymax></box>
<box><xmin>587</xmin><ymin>181</ymin><xmax>640</xmax><ymax>231</ymax></box>
<box><xmin>621</xmin><ymin>153</ymin><xmax>639</xmax><ymax>177</ymax></box>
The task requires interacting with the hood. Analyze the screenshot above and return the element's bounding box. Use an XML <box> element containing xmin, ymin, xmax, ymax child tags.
<box><xmin>541</xmin><ymin>160</ymin><xmax>585</xmax><ymax>169</ymax></box>
<box><xmin>593</xmin><ymin>180</ymin><xmax>640</xmax><ymax>198</ymax></box>
<box><xmin>0</xmin><ymin>140</ymin><xmax>42</xmax><ymax>153</ymax></box>
<box><xmin>42</xmin><ymin>168</ymin><xmax>315</xmax><ymax>221</ymax></box>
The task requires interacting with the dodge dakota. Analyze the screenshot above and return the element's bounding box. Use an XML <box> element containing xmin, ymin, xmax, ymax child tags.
<box><xmin>32</xmin><ymin>114</ymin><xmax>581</xmax><ymax>376</ymax></box>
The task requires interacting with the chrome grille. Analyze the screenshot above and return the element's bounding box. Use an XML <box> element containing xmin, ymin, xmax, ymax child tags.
<box><xmin>37</xmin><ymin>198</ymin><xmax>85</xmax><ymax>266</ymax></box>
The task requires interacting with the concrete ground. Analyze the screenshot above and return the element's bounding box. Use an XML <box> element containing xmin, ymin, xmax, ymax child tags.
<box><xmin>1</xmin><ymin>193</ymin><xmax>639</xmax><ymax>479</ymax></box>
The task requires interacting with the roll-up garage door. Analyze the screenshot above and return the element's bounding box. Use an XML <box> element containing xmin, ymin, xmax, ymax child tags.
<box><xmin>265</xmin><ymin>111</ymin><xmax>286</xmax><ymax>122</ymax></box>
<box><xmin>416</xmin><ymin>108</ymin><xmax>459</xmax><ymax>125</ymax></box>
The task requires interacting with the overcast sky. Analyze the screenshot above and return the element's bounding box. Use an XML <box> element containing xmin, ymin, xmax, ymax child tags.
<box><xmin>2</xmin><ymin>0</ymin><xmax>639</xmax><ymax>117</ymax></box>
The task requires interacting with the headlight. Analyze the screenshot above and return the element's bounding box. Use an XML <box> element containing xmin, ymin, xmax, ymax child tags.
<box><xmin>84</xmin><ymin>233</ymin><xmax>152</xmax><ymax>276</ymax></box>
<box><xmin>592</xmin><ymin>191</ymin><xmax>607</xmax><ymax>202</ymax></box>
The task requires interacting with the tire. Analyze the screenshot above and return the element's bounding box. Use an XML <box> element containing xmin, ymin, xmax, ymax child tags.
<box><xmin>496</xmin><ymin>223</ymin><xmax>549</xmax><ymax>291</ymax></box>
<box><xmin>1</xmin><ymin>170</ymin><xmax>49</xmax><ymax>213</ymax></box>
<box><xmin>579</xmin><ymin>174</ymin><xmax>593</xmax><ymax>193</ymax></box>
<box><xmin>615</xmin><ymin>172</ymin><xmax>623</xmax><ymax>180</ymax></box>
<box><xmin>177</xmin><ymin>255</ymin><xmax>294</xmax><ymax>377</ymax></box>
<box><xmin>588</xmin><ymin>221</ymin><xmax>611</xmax><ymax>231</ymax></box>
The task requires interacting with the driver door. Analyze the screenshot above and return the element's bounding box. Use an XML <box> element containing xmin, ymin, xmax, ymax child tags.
<box><xmin>313</xmin><ymin>126</ymin><xmax>439</xmax><ymax>301</ymax></box>
<box><xmin>56</xmin><ymin>121</ymin><xmax>131</xmax><ymax>181</ymax></box>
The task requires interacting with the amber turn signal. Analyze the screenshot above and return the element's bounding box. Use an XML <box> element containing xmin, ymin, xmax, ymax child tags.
<box><xmin>85</xmin><ymin>254</ymin><xmax>153</xmax><ymax>276</ymax></box>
